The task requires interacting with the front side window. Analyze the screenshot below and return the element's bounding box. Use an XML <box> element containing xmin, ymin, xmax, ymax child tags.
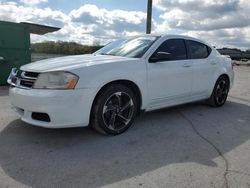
<box><xmin>187</xmin><ymin>40</ymin><xmax>210</xmax><ymax>59</ymax></box>
<box><xmin>151</xmin><ymin>39</ymin><xmax>187</xmax><ymax>61</ymax></box>
<box><xmin>95</xmin><ymin>36</ymin><xmax>158</xmax><ymax>58</ymax></box>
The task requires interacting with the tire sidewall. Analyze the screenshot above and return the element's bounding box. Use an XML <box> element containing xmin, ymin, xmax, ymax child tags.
<box><xmin>212</xmin><ymin>76</ymin><xmax>229</xmax><ymax>107</ymax></box>
<box><xmin>94</xmin><ymin>84</ymin><xmax>138</xmax><ymax>135</ymax></box>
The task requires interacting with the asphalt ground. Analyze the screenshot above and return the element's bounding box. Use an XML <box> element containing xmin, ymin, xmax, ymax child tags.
<box><xmin>0</xmin><ymin>66</ymin><xmax>249</xmax><ymax>188</ymax></box>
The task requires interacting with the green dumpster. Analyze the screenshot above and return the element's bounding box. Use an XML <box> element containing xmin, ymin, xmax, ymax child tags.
<box><xmin>0</xmin><ymin>21</ymin><xmax>30</xmax><ymax>85</ymax></box>
<box><xmin>0</xmin><ymin>21</ymin><xmax>60</xmax><ymax>85</ymax></box>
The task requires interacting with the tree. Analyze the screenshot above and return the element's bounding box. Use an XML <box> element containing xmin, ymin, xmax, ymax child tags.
<box><xmin>31</xmin><ymin>41</ymin><xmax>103</xmax><ymax>55</ymax></box>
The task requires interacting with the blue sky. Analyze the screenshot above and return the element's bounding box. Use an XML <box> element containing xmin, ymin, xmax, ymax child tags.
<box><xmin>44</xmin><ymin>0</ymin><xmax>148</xmax><ymax>13</ymax></box>
<box><xmin>0</xmin><ymin>0</ymin><xmax>250</xmax><ymax>49</ymax></box>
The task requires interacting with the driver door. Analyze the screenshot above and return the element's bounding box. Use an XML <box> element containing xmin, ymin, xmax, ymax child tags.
<box><xmin>147</xmin><ymin>38</ymin><xmax>193</xmax><ymax>108</ymax></box>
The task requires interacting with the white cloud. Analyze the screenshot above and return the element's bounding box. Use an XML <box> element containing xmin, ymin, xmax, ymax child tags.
<box><xmin>184</xmin><ymin>27</ymin><xmax>250</xmax><ymax>49</ymax></box>
<box><xmin>153</xmin><ymin>0</ymin><xmax>250</xmax><ymax>31</ymax></box>
<box><xmin>66</xmin><ymin>4</ymin><xmax>147</xmax><ymax>44</ymax></box>
<box><xmin>69</xmin><ymin>4</ymin><xmax>147</xmax><ymax>36</ymax></box>
<box><xmin>0</xmin><ymin>1</ymin><xmax>17</xmax><ymax>5</ymax></box>
<box><xmin>0</xmin><ymin>3</ymin><xmax>147</xmax><ymax>45</ymax></box>
<box><xmin>1</xmin><ymin>1</ymin><xmax>250</xmax><ymax>48</ymax></box>
<box><xmin>152</xmin><ymin>0</ymin><xmax>250</xmax><ymax>48</ymax></box>
<box><xmin>70</xmin><ymin>4</ymin><xmax>146</xmax><ymax>25</ymax></box>
<box><xmin>20</xmin><ymin>0</ymin><xmax>47</xmax><ymax>6</ymax></box>
<box><xmin>0</xmin><ymin>4</ymin><xmax>68</xmax><ymax>27</ymax></box>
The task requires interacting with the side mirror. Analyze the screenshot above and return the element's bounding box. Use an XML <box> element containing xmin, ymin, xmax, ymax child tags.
<box><xmin>149</xmin><ymin>52</ymin><xmax>172</xmax><ymax>63</ymax></box>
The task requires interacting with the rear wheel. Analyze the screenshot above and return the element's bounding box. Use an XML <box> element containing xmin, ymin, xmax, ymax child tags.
<box><xmin>207</xmin><ymin>76</ymin><xmax>229</xmax><ymax>107</ymax></box>
<box><xmin>91</xmin><ymin>84</ymin><xmax>138</xmax><ymax>135</ymax></box>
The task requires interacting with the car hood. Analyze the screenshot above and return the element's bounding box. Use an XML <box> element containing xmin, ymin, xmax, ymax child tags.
<box><xmin>21</xmin><ymin>54</ymin><xmax>136</xmax><ymax>72</ymax></box>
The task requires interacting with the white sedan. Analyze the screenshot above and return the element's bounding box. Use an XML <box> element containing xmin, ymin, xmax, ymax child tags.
<box><xmin>8</xmin><ymin>35</ymin><xmax>234</xmax><ymax>135</ymax></box>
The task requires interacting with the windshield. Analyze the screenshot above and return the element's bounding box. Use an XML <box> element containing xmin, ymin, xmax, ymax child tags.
<box><xmin>95</xmin><ymin>36</ymin><xmax>158</xmax><ymax>58</ymax></box>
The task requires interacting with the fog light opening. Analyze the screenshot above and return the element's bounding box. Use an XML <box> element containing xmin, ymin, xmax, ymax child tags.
<box><xmin>32</xmin><ymin>112</ymin><xmax>51</xmax><ymax>122</ymax></box>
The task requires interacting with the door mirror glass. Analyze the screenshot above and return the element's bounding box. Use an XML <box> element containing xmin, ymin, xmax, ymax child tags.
<box><xmin>149</xmin><ymin>52</ymin><xmax>172</xmax><ymax>63</ymax></box>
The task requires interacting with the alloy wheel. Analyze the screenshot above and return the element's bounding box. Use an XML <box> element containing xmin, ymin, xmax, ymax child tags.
<box><xmin>215</xmin><ymin>79</ymin><xmax>228</xmax><ymax>105</ymax></box>
<box><xmin>102</xmin><ymin>92</ymin><xmax>134</xmax><ymax>131</ymax></box>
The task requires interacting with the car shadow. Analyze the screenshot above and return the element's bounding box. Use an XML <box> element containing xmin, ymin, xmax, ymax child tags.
<box><xmin>0</xmin><ymin>101</ymin><xmax>249</xmax><ymax>187</ymax></box>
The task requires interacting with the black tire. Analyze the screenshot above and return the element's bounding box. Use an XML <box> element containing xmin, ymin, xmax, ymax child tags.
<box><xmin>91</xmin><ymin>84</ymin><xmax>138</xmax><ymax>135</ymax></box>
<box><xmin>207</xmin><ymin>76</ymin><xmax>230</xmax><ymax>107</ymax></box>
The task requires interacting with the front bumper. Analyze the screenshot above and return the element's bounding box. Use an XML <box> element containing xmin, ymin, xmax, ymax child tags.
<box><xmin>9</xmin><ymin>87</ymin><xmax>94</xmax><ymax>128</ymax></box>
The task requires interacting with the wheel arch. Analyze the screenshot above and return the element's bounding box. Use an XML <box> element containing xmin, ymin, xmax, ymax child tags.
<box><xmin>209</xmin><ymin>72</ymin><xmax>231</xmax><ymax>97</ymax></box>
<box><xmin>207</xmin><ymin>73</ymin><xmax>230</xmax><ymax>107</ymax></box>
<box><xmin>218</xmin><ymin>73</ymin><xmax>230</xmax><ymax>83</ymax></box>
<box><xmin>90</xmin><ymin>79</ymin><xmax>143</xmax><ymax>116</ymax></box>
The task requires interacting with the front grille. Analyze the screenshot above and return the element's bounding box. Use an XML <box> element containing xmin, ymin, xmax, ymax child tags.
<box><xmin>23</xmin><ymin>71</ymin><xmax>39</xmax><ymax>78</ymax></box>
<box><xmin>10</xmin><ymin>70</ymin><xmax>39</xmax><ymax>89</ymax></box>
<box><xmin>20</xmin><ymin>79</ymin><xmax>34</xmax><ymax>88</ymax></box>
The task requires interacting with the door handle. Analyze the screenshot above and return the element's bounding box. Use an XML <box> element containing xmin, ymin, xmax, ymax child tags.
<box><xmin>182</xmin><ymin>63</ymin><xmax>192</xmax><ymax>68</ymax></box>
<box><xmin>211</xmin><ymin>61</ymin><xmax>217</xmax><ymax>65</ymax></box>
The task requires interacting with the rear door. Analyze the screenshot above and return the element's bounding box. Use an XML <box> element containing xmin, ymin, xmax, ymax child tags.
<box><xmin>186</xmin><ymin>40</ymin><xmax>217</xmax><ymax>99</ymax></box>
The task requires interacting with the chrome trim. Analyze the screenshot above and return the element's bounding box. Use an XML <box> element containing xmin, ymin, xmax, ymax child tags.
<box><xmin>7</xmin><ymin>68</ymin><xmax>38</xmax><ymax>89</ymax></box>
<box><xmin>21</xmin><ymin>71</ymin><xmax>37</xmax><ymax>80</ymax></box>
<box><xmin>19</xmin><ymin>78</ymin><xmax>36</xmax><ymax>82</ymax></box>
<box><xmin>9</xmin><ymin>82</ymin><xmax>30</xmax><ymax>90</ymax></box>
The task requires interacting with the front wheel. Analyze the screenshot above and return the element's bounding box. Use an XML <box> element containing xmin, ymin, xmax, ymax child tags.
<box><xmin>207</xmin><ymin>76</ymin><xmax>230</xmax><ymax>107</ymax></box>
<box><xmin>91</xmin><ymin>84</ymin><xmax>138</xmax><ymax>135</ymax></box>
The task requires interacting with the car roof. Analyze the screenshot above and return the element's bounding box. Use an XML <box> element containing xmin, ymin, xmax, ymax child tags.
<box><xmin>135</xmin><ymin>34</ymin><xmax>211</xmax><ymax>47</ymax></box>
<box><xmin>162</xmin><ymin>34</ymin><xmax>209</xmax><ymax>44</ymax></box>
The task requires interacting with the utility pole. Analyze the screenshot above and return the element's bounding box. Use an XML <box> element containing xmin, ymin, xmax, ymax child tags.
<box><xmin>146</xmin><ymin>0</ymin><xmax>152</xmax><ymax>34</ymax></box>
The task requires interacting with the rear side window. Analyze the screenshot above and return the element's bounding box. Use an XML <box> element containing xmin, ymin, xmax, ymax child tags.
<box><xmin>154</xmin><ymin>39</ymin><xmax>187</xmax><ymax>60</ymax></box>
<box><xmin>187</xmin><ymin>40</ymin><xmax>211</xmax><ymax>59</ymax></box>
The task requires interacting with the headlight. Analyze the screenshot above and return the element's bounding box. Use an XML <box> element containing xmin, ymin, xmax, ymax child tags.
<box><xmin>33</xmin><ymin>71</ymin><xmax>79</xmax><ymax>89</ymax></box>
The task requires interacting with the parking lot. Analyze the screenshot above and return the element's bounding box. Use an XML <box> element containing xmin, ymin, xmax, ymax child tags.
<box><xmin>0</xmin><ymin>66</ymin><xmax>249</xmax><ymax>188</ymax></box>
